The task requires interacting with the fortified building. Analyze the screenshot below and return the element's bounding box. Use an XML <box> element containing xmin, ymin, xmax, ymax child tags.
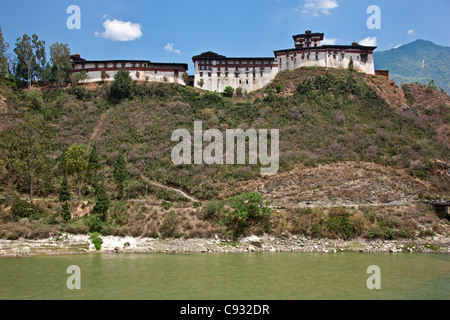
<box><xmin>71</xmin><ymin>30</ymin><xmax>385</xmax><ymax>92</ymax></box>
<box><xmin>70</xmin><ymin>54</ymin><xmax>188</xmax><ymax>84</ymax></box>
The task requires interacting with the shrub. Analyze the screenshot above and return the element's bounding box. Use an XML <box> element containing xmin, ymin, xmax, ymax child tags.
<box><xmin>101</xmin><ymin>70</ymin><xmax>110</xmax><ymax>81</ymax></box>
<box><xmin>223</xmin><ymin>86</ymin><xmax>234</xmax><ymax>97</ymax></box>
<box><xmin>11</xmin><ymin>199</ymin><xmax>43</xmax><ymax>221</ymax></box>
<box><xmin>204</xmin><ymin>200</ymin><xmax>225</xmax><ymax>220</ymax></box>
<box><xmin>110</xmin><ymin>69</ymin><xmax>133</xmax><ymax>101</ymax></box>
<box><xmin>61</xmin><ymin>202</ymin><xmax>71</xmax><ymax>222</ymax></box>
<box><xmin>160</xmin><ymin>210</ymin><xmax>179</xmax><ymax>238</ymax></box>
<box><xmin>161</xmin><ymin>201</ymin><xmax>172</xmax><ymax>211</ymax></box>
<box><xmin>222</xmin><ymin>192</ymin><xmax>272</xmax><ymax>236</ymax></box>
<box><xmin>275</xmin><ymin>84</ymin><xmax>283</xmax><ymax>93</ymax></box>
<box><xmin>326</xmin><ymin>208</ymin><xmax>354</xmax><ymax>239</ymax></box>
<box><xmin>89</xmin><ymin>232</ymin><xmax>103</xmax><ymax>251</ymax></box>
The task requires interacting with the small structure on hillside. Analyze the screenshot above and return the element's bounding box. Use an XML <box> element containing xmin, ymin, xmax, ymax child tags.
<box><xmin>429</xmin><ymin>200</ymin><xmax>450</xmax><ymax>219</ymax></box>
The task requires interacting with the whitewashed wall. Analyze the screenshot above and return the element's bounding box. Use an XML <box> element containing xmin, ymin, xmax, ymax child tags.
<box><xmin>73</xmin><ymin>66</ymin><xmax>187</xmax><ymax>85</ymax></box>
<box><xmin>277</xmin><ymin>50</ymin><xmax>375</xmax><ymax>75</ymax></box>
<box><xmin>194</xmin><ymin>61</ymin><xmax>278</xmax><ymax>93</ymax></box>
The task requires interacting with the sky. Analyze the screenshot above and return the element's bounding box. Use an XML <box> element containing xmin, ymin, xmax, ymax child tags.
<box><xmin>0</xmin><ymin>0</ymin><xmax>449</xmax><ymax>74</ymax></box>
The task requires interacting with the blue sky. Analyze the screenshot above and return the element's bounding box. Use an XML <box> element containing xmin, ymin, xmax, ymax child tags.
<box><xmin>1</xmin><ymin>0</ymin><xmax>449</xmax><ymax>74</ymax></box>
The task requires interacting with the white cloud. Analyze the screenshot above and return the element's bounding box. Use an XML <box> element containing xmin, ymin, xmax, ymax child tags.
<box><xmin>322</xmin><ymin>37</ymin><xmax>337</xmax><ymax>45</ymax></box>
<box><xmin>359</xmin><ymin>36</ymin><xmax>377</xmax><ymax>46</ymax></box>
<box><xmin>164</xmin><ymin>43</ymin><xmax>181</xmax><ymax>55</ymax></box>
<box><xmin>407</xmin><ymin>29</ymin><xmax>415</xmax><ymax>35</ymax></box>
<box><xmin>393</xmin><ymin>44</ymin><xmax>402</xmax><ymax>49</ymax></box>
<box><xmin>97</xmin><ymin>19</ymin><xmax>143</xmax><ymax>42</ymax></box>
<box><xmin>301</xmin><ymin>0</ymin><xmax>339</xmax><ymax>16</ymax></box>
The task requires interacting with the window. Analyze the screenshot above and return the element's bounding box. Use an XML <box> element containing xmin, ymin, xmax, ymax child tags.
<box><xmin>235</xmin><ymin>73</ymin><xmax>239</xmax><ymax>78</ymax></box>
<box><xmin>225</xmin><ymin>72</ymin><xmax>228</xmax><ymax>78</ymax></box>
<box><xmin>217</xmin><ymin>72</ymin><xmax>221</xmax><ymax>77</ymax></box>
<box><xmin>200</xmin><ymin>72</ymin><xmax>203</xmax><ymax>77</ymax></box>
<box><xmin>208</xmin><ymin>72</ymin><xmax>211</xmax><ymax>77</ymax></box>
<box><xmin>246</xmin><ymin>80</ymin><xmax>248</xmax><ymax>84</ymax></box>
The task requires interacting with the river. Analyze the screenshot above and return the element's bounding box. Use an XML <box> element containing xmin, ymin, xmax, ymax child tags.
<box><xmin>0</xmin><ymin>252</ymin><xmax>448</xmax><ymax>300</ymax></box>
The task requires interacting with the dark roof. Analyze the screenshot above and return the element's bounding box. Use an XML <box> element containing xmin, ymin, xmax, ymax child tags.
<box><xmin>293</xmin><ymin>31</ymin><xmax>324</xmax><ymax>41</ymax></box>
<box><xmin>274</xmin><ymin>44</ymin><xmax>377</xmax><ymax>54</ymax></box>
<box><xmin>73</xmin><ymin>59</ymin><xmax>151</xmax><ymax>64</ymax></box>
<box><xmin>70</xmin><ymin>55</ymin><xmax>187</xmax><ymax>69</ymax></box>
<box><xmin>192</xmin><ymin>51</ymin><xmax>275</xmax><ymax>62</ymax></box>
<box><xmin>192</xmin><ymin>51</ymin><xmax>226</xmax><ymax>60</ymax></box>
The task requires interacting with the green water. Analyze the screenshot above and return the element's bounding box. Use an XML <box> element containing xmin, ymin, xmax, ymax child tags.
<box><xmin>0</xmin><ymin>253</ymin><xmax>448</xmax><ymax>300</ymax></box>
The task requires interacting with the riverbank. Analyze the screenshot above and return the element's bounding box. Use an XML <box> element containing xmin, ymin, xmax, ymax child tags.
<box><xmin>0</xmin><ymin>234</ymin><xmax>449</xmax><ymax>257</ymax></box>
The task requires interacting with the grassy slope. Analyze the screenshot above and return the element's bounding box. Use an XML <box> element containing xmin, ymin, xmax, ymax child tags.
<box><xmin>0</xmin><ymin>69</ymin><xmax>448</xmax><ymax>240</ymax></box>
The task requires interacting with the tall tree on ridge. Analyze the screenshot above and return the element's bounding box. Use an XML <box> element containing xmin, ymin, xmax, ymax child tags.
<box><xmin>0</xmin><ymin>27</ymin><xmax>10</xmax><ymax>78</ymax></box>
<box><xmin>50</xmin><ymin>42</ymin><xmax>72</xmax><ymax>87</ymax></box>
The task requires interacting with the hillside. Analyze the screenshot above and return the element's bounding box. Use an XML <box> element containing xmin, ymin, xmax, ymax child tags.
<box><xmin>0</xmin><ymin>68</ymin><xmax>448</xmax><ymax>240</ymax></box>
<box><xmin>374</xmin><ymin>40</ymin><xmax>450</xmax><ymax>93</ymax></box>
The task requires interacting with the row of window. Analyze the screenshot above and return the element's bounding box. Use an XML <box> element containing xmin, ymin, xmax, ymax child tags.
<box><xmin>199</xmin><ymin>72</ymin><xmax>265</xmax><ymax>78</ymax></box>
<box><xmin>198</xmin><ymin>60</ymin><xmax>271</xmax><ymax>65</ymax></box>
<box><xmin>280</xmin><ymin>54</ymin><xmax>367</xmax><ymax>64</ymax></box>
<box><xmin>198</xmin><ymin>66</ymin><xmax>266</xmax><ymax>71</ymax></box>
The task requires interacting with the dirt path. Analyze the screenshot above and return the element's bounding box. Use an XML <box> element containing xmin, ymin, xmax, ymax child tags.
<box><xmin>89</xmin><ymin>109</ymin><xmax>113</xmax><ymax>146</ymax></box>
<box><xmin>142</xmin><ymin>178</ymin><xmax>199</xmax><ymax>203</ymax></box>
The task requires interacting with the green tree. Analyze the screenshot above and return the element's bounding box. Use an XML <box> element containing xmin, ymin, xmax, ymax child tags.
<box><xmin>32</xmin><ymin>34</ymin><xmax>46</xmax><ymax>86</ymax></box>
<box><xmin>14</xmin><ymin>34</ymin><xmax>34</xmax><ymax>88</ymax></box>
<box><xmin>86</xmin><ymin>145</ymin><xmax>101</xmax><ymax>189</ymax></box>
<box><xmin>235</xmin><ymin>87</ymin><xmax>243</xmax><ymax>97</ymax></box>
<box><xmin>14</xmin><ymin>34</ymin><xmax>46</xmax><ymax>88</ymax></box>
<box><xmin>223</xmin><ymin>86</ymin><xmax>234</xmax><ymax>97</ymax></box>
<box><xmin>6</xmin><ymin>117</ymin><xmax>48</xmax><ymax>200</ymax></box>
<box><xmin>64</xmin><ymin>145</ymin><xmax>89</xmax><ymax>200</ymax></box>
<box><xmin>50</xmin><ymin>42</ymin><xmax>72</xmax><ymax>87</ymax></box>
<box><xmin>223</xmin><ymin>192</ymin><xmax>272</xmax><ymax>236</ymax></box>
<box><xmin>182</xmin><ymin>72</ymin><xmax>190</xmax><ymax>86</ymax></box>
<box><xmin>70</xmin><ymin>71</ymin><xmax>88</xmax><ymax>84</ymax></box>
<box><xmin>110</xmin><ymin>69</ymin><xmax>133</xmax><ymax>101</ymax></box>
<box><xmin>197</xmin><ymin>78</ymin><xmax>204</xmax><ymax>88</ymax></box>
<box><xmin>92</xmin><ymin>179</ymin><xmax>110</xmax><ymax>222</ymax></box>
<box><xmin>101</xmin><ymin>70</ymin><xmax>110</xmax><ymax>81</ymax></box>
<box><xmin>348</xmin><ymin>57</ymin><xmax>355</xmax><ymax>72</ymax></box>
<box><xmin>113</xmin><ymin>150</ymin><xmax>127</xmax><ymax>199</ymax></box>
<box><xmin>59</xmin><ymin>174</ymin><xmax>71</xmax><ymax>202</ymax></box>
<box><xmin>0</xmin><ymin>27</ymin><xmax>10</xmax><ymax>77</ymax></box>
<box><xmin>61</xmin><ymin>202</ymin><xmax>71</xmax><ymax>222</ymax></box>
<box><xmin>89</xmin><ymin>232</ymin><xmax>103</xmax><ymax>251</ymax></box>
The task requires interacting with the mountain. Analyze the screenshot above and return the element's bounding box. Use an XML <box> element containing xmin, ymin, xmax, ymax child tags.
<box><xmin>374</xmin><ymin>40</ymin><xmax>450</xmax><ymax>93</ymax></box>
